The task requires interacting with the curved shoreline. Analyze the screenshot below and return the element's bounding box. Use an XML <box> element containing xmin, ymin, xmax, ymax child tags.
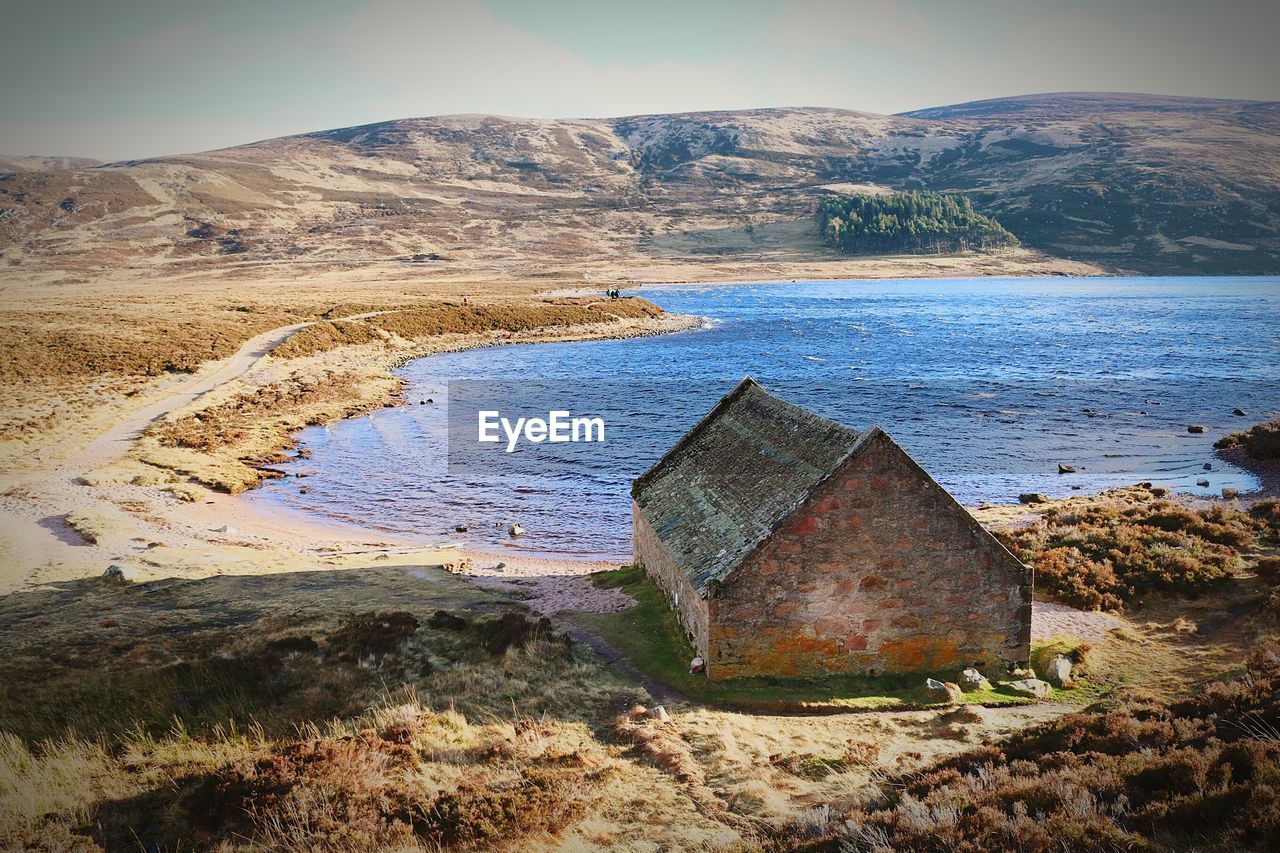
<box><xmin>0</xmin><ymin>308</ymin><xmax>705</xmax><ymax>592</ymax></box>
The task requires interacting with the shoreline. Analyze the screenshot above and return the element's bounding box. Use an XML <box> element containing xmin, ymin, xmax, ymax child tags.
<box><xmin>0</xmin><ymin>308</ymin><xmax>704</xmax><ymax>593</ymax></box>
<box><xmin>4</xmin><ymin>276</ymin><xmax>1277</xmax><ymax>598</ymax></box>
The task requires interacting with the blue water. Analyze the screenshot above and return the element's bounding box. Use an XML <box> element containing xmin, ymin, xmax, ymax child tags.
<box><xmin>248</xmin><ymin>277</ymin><xmax>1280</xmax><ymax>559</ymax></box>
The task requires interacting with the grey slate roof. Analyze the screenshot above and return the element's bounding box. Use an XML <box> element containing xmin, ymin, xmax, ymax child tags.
<box><xmin>631</xmin><ymin>377</ymin><xmax>861</xmax><ymax>598</ymax></box>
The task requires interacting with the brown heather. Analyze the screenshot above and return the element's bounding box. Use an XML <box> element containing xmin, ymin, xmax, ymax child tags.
<box><xmin>995</xmin><ymin>488</ymin><xmax>1280</xmax><ymax>611</ymax></box>
<box><xmin>272</xmin><ymin>297</ymin><xmax>666</xmax><ymax>359</ymax></box>
<box><xmin>0</xmin><ymin>306</ymin><xmax>299</xmax><ymax>381</ymax></box>
<box><xmin>0</xmin><ymin>567</ymin><xmax>644</xmax><ymax>851</ymax></box>
<box><xmin>148</xmin><ymin>370</ymin><xmax>375</xmax><ymax>453</ymax></box>
<box><xmin>834</xmin><ymin>640</ymin><xmax>1280</xmax><ymax>853</ymax></box>
<box><xmin>1216</xmin><ymin>419</ymin><xmax>1280</xmax><ymax>461</ymax></box>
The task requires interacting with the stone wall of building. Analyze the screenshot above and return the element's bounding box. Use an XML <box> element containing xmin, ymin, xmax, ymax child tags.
<box><xmin>633</xmin><ymin>500</ymin><xmax>710</xmax><ymax>660</ymax></box>
<box><xmin>707</xmin><ymin>430</ymin><xmax>1032</xmax><ymax>680</ymax></box>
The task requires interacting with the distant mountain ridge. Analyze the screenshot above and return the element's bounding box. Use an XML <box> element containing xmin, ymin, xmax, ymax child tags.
<box><xmin>0</xmin><ymin>155</ymin><xmax>103</xmax><ymax>174</ymax></box>
<box><xmin>1</xmin><ymin>93</ymin><xmax>1277</xmax><ymax>277</ymax></box>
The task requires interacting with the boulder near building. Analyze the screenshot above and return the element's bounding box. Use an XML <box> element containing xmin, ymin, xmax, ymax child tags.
<box><xmin>631</xmin><ymin>378</ymin><xmax>1031</xmax><ymax>680</ymax></box>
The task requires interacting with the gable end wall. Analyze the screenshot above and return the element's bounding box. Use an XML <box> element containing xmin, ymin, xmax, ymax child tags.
<box><xmin>707</xmin><ymin>432</ymin><xmax>1032</xmax><ymax>679</ymax></box>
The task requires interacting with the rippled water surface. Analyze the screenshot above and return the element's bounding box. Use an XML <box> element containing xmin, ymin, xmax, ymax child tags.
<box><xmin>249</xmin><ymin>277</ymin><xmax>1280</xmax><ymax>559</ymax></box>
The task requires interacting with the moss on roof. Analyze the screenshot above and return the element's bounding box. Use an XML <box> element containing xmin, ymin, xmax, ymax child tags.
<box><xmin>631</xmin><ymin>377</ymin><xmax>860</xmax><ymax>597</ymax></box>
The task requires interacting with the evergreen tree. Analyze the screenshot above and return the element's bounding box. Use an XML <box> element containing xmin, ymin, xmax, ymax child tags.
<box><xmin>817</xmin><ymin>191</ymin><xmax>1018</xmax><ymax>256</ymax></box>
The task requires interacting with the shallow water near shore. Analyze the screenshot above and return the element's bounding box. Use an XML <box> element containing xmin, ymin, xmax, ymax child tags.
<box><xmin>249</xmin><ymin>276</ymin><xmax>1280</xmax><ymax>560</ymax></box>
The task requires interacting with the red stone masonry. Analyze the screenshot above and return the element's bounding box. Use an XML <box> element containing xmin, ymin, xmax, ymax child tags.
<box><xmin>705</xmin><ymin>429</ymin><xmax>1031</xmax><ymax>680</ymax></box>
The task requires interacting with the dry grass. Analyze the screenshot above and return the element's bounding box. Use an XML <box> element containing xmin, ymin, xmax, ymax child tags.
<box><xmin>0</xmin><ymin>305</ymin><xmax>300</xmax><ymax>382</ymax></box>
<box><xmin>133</xmin><ymin>366</ymin><xmax>397</xmax><ymax>493</ymax></box>
<box><xmin>0</xmin><ymin>566</ymin><xmax>662</xmax><ymax>850</ymax></box>
<box><xmin>272</xmin><ymin>297</ymin><xmax>665</xmax><ymax>358</ymax></box>
<box><xmin>0</xmin><ymin>557</ymin><xmax>1274</xmax><ymax>848</ymax></box>
<box><xmin>148</xmin><ymin>369</ymin><xmax>378</xmax><ymax>454</ymax></box>
<box><xmin>995</xmin><ymin>487</ymin><xmax>1280</xmax><ymax>611</ymax></box>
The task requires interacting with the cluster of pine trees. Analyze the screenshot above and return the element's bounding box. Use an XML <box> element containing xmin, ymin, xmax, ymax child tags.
<box><xmin>817</xmin><ymin>191</ymin><xmax>1019</xmax><ymax>255</ymax></box>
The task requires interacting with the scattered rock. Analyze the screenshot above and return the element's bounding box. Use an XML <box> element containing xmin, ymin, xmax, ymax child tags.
<box><xmin>1070</xmin><ymin>484</ymin><xmax>1082</xmax><ymax>490</ymax></box>
<box><xmin>1007</xmin><ymin>678</ymin><xmax>1053</xmax><ymax>699</ymax></box>
<box><xmin>689</xmin><ymin>657</ymin><xmax>706</xmax><ymax>675</ymax></box>
<box><xmin>647</xmin><ymin>705</ymin><xmax>671</xmax><ymax>722</ymax></box>
<box><xmin>1187</xmin><ymin>425</ymin><xmax>1206</xmax><ymax>434</ymax></box>
<box><xmin>1222</xmin><ymin>487</ymin><xmax>1239</xmax><ymax>500</ymax></box>
<box><xmin>163</xmin><ymin>483</ymin><xmax>203</xmax><ymax>503</ymax></box>
<box><xmin>508</xmin><ymin>524</ymin><xmax>525</xmax><ymax>538</ymax></box>
<box><xmin>494</xmin><ymin>561</ymin><xmax>507</xmax><ymax>571</ymax></box>
<box><xmin>944</xmin><ymin>704</ymin><xmax>987</xmax><ymax>724</ymax></box>
<box><xmin>1233</xmin><ymin>408</ymin><xmax>1248</xmax><ymax>416</ymax></box>
<box><xmin>214</xmin><ymin>524</ymin><xmax>234</xmax><ymax>534</ymax></box>
<box><xmin>454</xmin><ymin>523</ymin><xmax>469</xmax><ymax>532</ymax></box>
<box><xmin>1150</xmin><ymin>487</ymin><xmax>1168</xmax><ymax>497</ymax></box>
<box><xmin>1197</xmin><ymin>479</ymin><xmax>1211</xmax><ymax>487</ymax></box>
<box><xmin>1010</xmin><ymin>665</ymin><xmax>1036</xmax><ymax>680</ymax></box>
<box><xmin>1203</xmin><ymin>463</ymin><xmax>1213</xmax><ymax>470</ymax></box>
<box><xmin>1018</xmin><ymin>493</ymin><xmax>1050</xmax><ymax>505</ymax></box>
<box><xmin>925</xmin><ymin>678</ymin><xmax>962</xmax><ymax>704</ymax></box>
<box><xmin>1044</xmin><ymin>654</ymin><xmax>1074</xmax><ymax>687</ymax></box>
<box><xmin>1057</xmin><ymin>463</ymin><xmax>1076</xmax><ymax>474</ymax></box>
<box><xmin>102</xmin><ymin>564</ymin><xmax>139</xmax><ymax>584</ymax></box>
<box><xmin>958</xmin><ymin>667</ymin><xmax>991</xmax><ymax>692</ymax></box>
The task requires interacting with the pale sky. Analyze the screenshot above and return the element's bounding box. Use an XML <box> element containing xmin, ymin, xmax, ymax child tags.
<box><xmin>1</xmin><ymin>0</ymin><xmax>1277</xmax><ymax>161</ymax></box>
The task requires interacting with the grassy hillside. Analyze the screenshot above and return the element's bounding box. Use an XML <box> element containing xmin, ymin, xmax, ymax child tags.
<box><xmin>0</xmin><ymin>94</ymin><xmax>1277</xmax><ymax>277</ymax></box>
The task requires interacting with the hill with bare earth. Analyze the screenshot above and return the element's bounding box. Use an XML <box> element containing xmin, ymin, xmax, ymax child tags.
<box><xmin>1</xmin><ymin>93</ymin><xmax>1277</xmax><ymax>282</ymax></box>
<box><xmin>0</xmin><ymin>155</ymin><xmax>102</xmax><ymax>174</ymax></box>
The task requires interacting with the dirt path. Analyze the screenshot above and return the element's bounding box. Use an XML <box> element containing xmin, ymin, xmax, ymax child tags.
<box><xmin>66</xmin><ymin>310</ymin><xmax>399</xmax><ymax>479</ymax></box>
<box><xmin>0</xmin><ymin>311</ymin><xmax>399</xmax><ymax>586</ymax></box>
<box><xmin>66</xmin><ymin>322</ymin><xmax>312</xmax><ymax>478</ymax></box>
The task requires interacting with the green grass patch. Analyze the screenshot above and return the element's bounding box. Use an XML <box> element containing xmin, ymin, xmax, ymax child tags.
<box><xmin>570</xmin><ymin>566</ymin><xmax>1072</xmax><ymax>712</ymax></box>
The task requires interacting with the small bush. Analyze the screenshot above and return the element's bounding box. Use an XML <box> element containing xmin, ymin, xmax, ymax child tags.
<box><xmin>327</xmin><ymin>612</ymin><xmax>419</xmax><ymax>660</ymax></box>
<box><xmin>1254</xmin><ymin>557</ymin><xmax>1280</xmax><ymax>585</ymax></box>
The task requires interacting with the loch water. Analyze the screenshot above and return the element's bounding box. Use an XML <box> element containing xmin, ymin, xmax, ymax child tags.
<box><xmin>248</xmin><ymin>277</ymin><xmax>1280</xmax><ymax>559</ymax></box>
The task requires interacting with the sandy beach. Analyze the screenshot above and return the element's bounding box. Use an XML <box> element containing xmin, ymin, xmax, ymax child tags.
<box><xmin>0</xmin><ymin>297</ymin><xmax>703</xmax><ymax>599</ymax></box>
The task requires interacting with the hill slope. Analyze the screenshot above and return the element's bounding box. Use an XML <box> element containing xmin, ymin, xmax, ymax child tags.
<box><xmin>0</xmin><ymin>94</ymin><xmax>1277</xmax><ymax>279</ymax></box>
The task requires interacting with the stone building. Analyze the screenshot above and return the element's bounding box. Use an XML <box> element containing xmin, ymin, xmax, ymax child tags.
<box><xmin>631</xmin><ymin>377</ymin><xmax>1032</xmax><ymax>680</ymax></box>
